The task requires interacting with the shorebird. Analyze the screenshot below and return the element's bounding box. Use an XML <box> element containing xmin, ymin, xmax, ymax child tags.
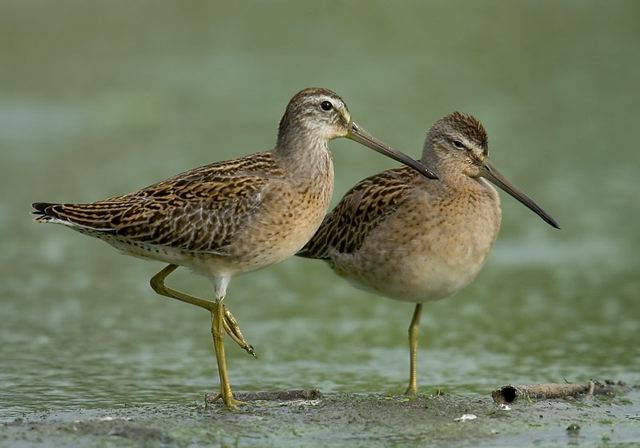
<box><xmin>32</xmin><ymin>87</ymin><xmax>437</xmax><ymax>408</ymax></box>
<box><xmin>297</xmin><ymin>112</ymin><xmax>559</xmax><ymax>395</ymax></box>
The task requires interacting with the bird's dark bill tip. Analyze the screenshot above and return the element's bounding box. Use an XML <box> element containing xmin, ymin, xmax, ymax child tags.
<box><xmin>547</xmin><ymin>216</ymin><xmax>561</xmax><ymax>230</ymax></box>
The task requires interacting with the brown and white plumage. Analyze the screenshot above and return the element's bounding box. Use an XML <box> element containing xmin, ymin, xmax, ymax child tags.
<box><xmin>298</xmin><ymin>167</ymin><xmax>413</xmax><ymax>261</ymax></box>
<box><xmin>299</xmin><ymin>112</ymin><xmax>559</xmax><ymax>395</ymax></box>
<box><xmin>32</xmin><ymin>87</ymin><xmax>435</xmax><ymax>408</ymax></box>
<box><xmin>33</xmin><ymin>151</ymin><xmax>319</xmax><ymax>275</ymax></box>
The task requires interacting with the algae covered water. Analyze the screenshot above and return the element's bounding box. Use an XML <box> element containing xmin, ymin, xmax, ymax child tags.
<box><xmin>1</xmin><ymin>1</ymin><xmax>639</xmax><ymax>445</ymax></box>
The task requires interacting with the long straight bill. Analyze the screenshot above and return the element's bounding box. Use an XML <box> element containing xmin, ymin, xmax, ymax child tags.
<box><xmin>480</xmin><ymin>161</ymin><xmax>560</xmax><ymax>229</ymax></box>
<box><xmin>347</xmin><ymin>122</ymin><xmax>438</xmax><ymax>180</ymax></box>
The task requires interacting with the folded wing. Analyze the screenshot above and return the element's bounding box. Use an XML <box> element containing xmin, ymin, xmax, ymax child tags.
<box><xmin>33</xmin><ymin>152</ymin><xmax>281</xmax><ymax>254</ymax></box>
<box><xmin>298</xmin><ymin>167</ymin><xmax>414</xmax><ymax>260</ymax></box>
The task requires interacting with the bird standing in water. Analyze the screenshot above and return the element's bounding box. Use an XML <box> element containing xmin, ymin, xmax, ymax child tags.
<box><xmin>32</xmin><ymin>87</ymin><xmax>437</xmax><ymax>408</ymax></box>
<box><xmin>298</xmin><ymin>112</ymin><xmax>559</xmax><ymax>395</ymax></box>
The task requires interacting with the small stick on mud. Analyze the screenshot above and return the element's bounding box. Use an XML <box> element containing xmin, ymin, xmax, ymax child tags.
<box><xmin>205</xmin><ymin>388</ymin><xmax>322</xmax><ymax>405</ymax></box>
<box><xmin>492</xmin><ymin>380</ymin><xmax>622</xmax><ymax>404</ymax></box>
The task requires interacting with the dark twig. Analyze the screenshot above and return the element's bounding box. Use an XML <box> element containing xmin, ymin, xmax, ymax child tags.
<box><xmin>491</xmin><ymin>380</ymin><xmax>624</xmax><ymax>404</ymax></box>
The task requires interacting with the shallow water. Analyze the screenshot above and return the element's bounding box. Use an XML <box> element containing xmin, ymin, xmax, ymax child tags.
<box><xmin>1</xmin><ymin>1</ymin><xmax>639</xmax><ymax>445</ymax></box>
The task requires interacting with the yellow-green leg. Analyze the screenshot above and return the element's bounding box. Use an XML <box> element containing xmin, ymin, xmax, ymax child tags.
<box><xmin>149</xmin><ymin>264</ymin><xmax>251</xmax><ymax>409</ymax></box>
<box><xmin>211</xmin><ymin>300</ymin><xmax>243</xmax><ymax>409</ymax></box>
<box><xmin>150</xmin><ymin>264</ymin><xmax>254</xmax><ymax>356</ymax></box>
<box><xmin>405</xmin><ymin>303</ymin><xmax>423</xmax><ymax>396</ymax></box>
<box><xmin>150</xmin><ymin>264</ymin><xmax>212</xmax><ymax>309</ymax></box>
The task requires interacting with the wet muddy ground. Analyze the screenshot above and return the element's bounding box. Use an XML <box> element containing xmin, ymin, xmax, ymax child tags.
<box><xmin>3</xmin><ymin>388</ymin><xmax>639</xmax><ymax>447</ymax></box>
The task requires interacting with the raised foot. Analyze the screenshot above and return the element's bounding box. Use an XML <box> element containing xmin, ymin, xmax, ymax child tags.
<box><xmin>223</xmin><ymin>307</ymin><xmax>257</xmax><ymax>358</ymax></box>
<box><xmin>240</xmin><ymin>343</ymin><xmax>256</xmax><ymax>358</ymax></box>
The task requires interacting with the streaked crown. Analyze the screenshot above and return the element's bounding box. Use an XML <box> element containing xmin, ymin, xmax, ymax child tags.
<box><xmin>277</xmin><ymin>88</ymin><xmax>352</xmax><ymax>144</ymax></box>
<box><xmin>427</xmin><ymin>112</ymin><xmax>488</xmax><ymax>155</ymax></box>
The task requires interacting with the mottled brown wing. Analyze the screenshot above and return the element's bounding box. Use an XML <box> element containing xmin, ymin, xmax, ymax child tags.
<box><xmin>34</xmin><ymin>152</ymin><xmax>282</xmax><ymax>254</ymax></box>
<box><xmin>298</xmin><ymin>167</ymin><xmax>415</xmax><ymax>260</ymax></box>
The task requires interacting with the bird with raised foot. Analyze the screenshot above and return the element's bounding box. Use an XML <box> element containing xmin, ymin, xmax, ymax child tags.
<box><xmin>32</xmin><ymin>87</ymin><xmax>437</xmax><ymax>409</ymax></box>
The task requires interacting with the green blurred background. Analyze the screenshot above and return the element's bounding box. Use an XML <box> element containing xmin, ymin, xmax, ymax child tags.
<box><xmin>1</xmin><ymin>0</ymin><xmax>638</xmax><ymax>422</ymax></box>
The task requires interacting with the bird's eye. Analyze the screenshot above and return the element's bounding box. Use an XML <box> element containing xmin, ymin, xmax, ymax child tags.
<box><xmin>320</xmin><ymin>101</ymin><xmax>333</xmax><ymax>111</ymax></box>
<box><xmin>452</xmin><ymin>140</ymin><xmax>465</xmax><ymax>150</ymax></box>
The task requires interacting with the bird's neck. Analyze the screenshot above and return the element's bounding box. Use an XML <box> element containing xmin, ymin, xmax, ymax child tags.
<box><xmin>274</xmin><ymin>132</ymin><xmax>334</xmax><ymax>186</ymax></box>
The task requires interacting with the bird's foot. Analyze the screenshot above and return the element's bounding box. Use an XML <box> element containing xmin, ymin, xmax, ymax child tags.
<box><xmin>204</xmin><ymin>392</ymin><xmax>247</xmax><ymax>410</ymax></box>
